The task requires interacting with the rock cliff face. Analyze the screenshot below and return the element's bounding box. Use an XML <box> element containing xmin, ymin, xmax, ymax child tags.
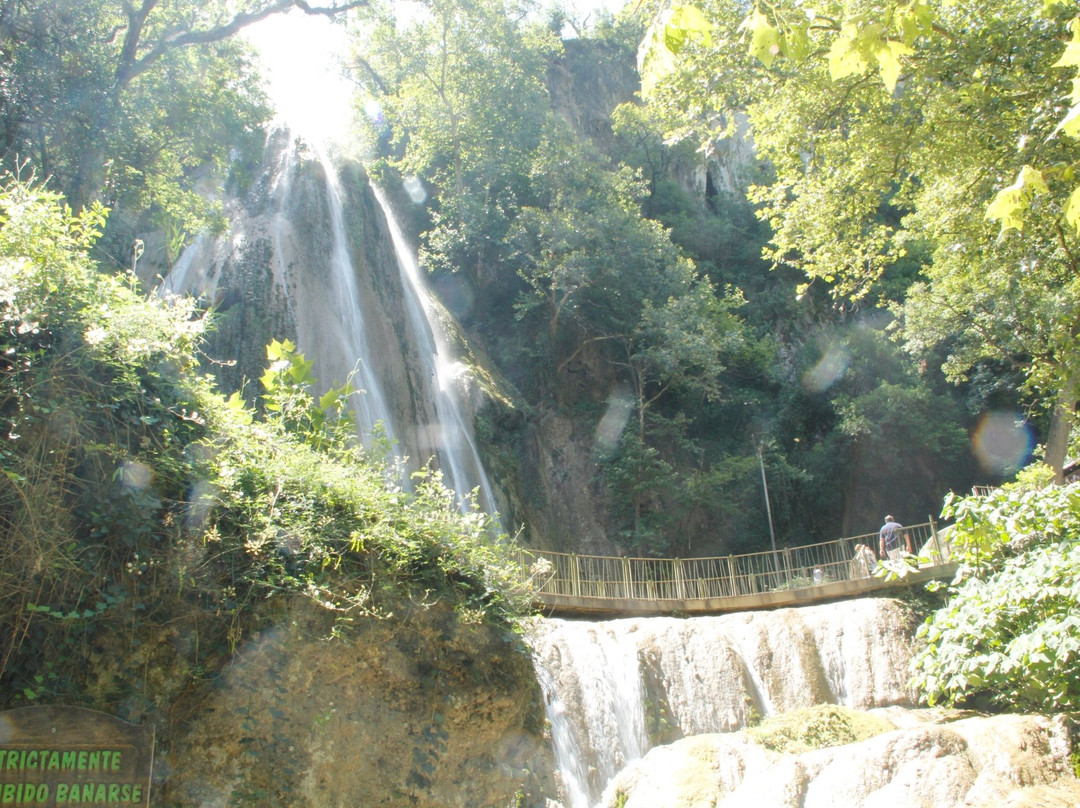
<box><xmin>160</xmin><ymin>602</ymin><xmax>555</xmax><ymax>807</ymax></box>
<box><xmin>159</xmin><ymin>129</ymin><xmax>434</xmax><ymax>459</ymax></box>
<box><xmin>598</xmin><ymin>710</ymin><xmax>1080</xmax><ymax>808</ymax></box>
<box><xmin>546</xmin><ymin>39</ymin><xmax>639</xmax><ymax>154</ymax></box>
<box><xmin>529</xmin><ymin>598</ymin><xmax>1080</xmax><ymax>808</ymax></box>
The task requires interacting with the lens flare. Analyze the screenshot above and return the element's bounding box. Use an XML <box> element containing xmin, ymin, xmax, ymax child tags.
<box><xmin>119</xmin><ymin>460</ymin><xmax>153</xmax><ymax>490</ymax></box>
<box><xmin>595</xmin><ymin>387</ymin><xmax>634</xmax><ymax>453</ymax></box>
<box><xmin>972</xmin><ymin>410</ymin><xmax>1034</xmax><ymax>476</ymax></box>
<box><xmin>802</xmin><ymin>344</ymin><xmax>849</xmax><ymax>393</ymax></box>
<box><xmin>403</xmin><ymin>176</ymin><xmax>427</xmax><ymax>204</ymax></box>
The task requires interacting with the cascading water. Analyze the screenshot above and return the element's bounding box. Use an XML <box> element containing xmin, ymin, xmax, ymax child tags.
<box><xmin>312</xmin><ymin>144</ymin><xmax>399</xmax><ymax>447</ymax></box>
<box><xmin>531</xmin><ymin>621</ymin><xmax>650</xmax><ymax>808</ymax></box>
<box><xmin>370</xmin><ymin>185</ymin><xmax>501</xmax><ymax>518</ymax></box>
<box><xmin>529</xmin><ymin>598</ymin><xmax>917</xmax><ymax>807</ymax></box>
<box><xmin>160</xmin><ymin>128</ymin><xmax>501</xmax><ymax>515</ymax></box>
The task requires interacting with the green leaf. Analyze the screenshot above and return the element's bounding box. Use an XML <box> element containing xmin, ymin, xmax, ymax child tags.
<box><xmin>260</xmin><ymin>368</ymin><xmax>279</xmax><ymax>394</ymax></box>
<box><xmin>639</xmin><ymin>2</ymin><xmax>715</xmax><ymax>97</ymax></box>
<box><xmin>266</xmin><ymin>338</ymin><xmax>293</xmax><ymax>361</ymax></box>
<box><xmin>985</xmin><ymin>165</ymin><xmax>1048</xmax><ymax>233</ymax></box>
<box><xmin>1055</xmin><ymin>103</ymin><xmax>1080</xmax><ymax>139</ymax></box>
<box><xmin>828</xmin><ymin>23</ymin><xmax>869</xmax><ymax>81</ymax></box>
<box><xmin>874</xmin><ymin>39</ymin><xmax>914</xmax><ymax>93</ymax></box>
<box><xmin>1052</xmin><ymin>17</ymin><xmax>1080</xmax><ymax>68</ymax></box>
<box><xmin>780</xmin><ymin>21</ymin><xmax>812</xmax><ymax>62</ymax></box>
<box><xmin>741</xmin><ymin>10</ymin><xmax>781</xmax><ymax>69</ymax></box>
<box><xmin>318</xmin><ymin>387</ymin><xmax>342</xmax><ymax>414</ymax></box>
<box><xmin>287</xmin><ymin>354</ymin><xmax>316</xmax><ymax>386</ymax></box>
<box><xmin>896</xmin><ymin>0</ymin><xmax>934</xmax><ymax>45</ymax></box>
<box><xmin>1064</xmin><ymin>186</ymin><xmax>1080</xmax><ymax>235</ymax></box>
<box><xmin>663</xmin><ymin>5</ymin><xmax>714</xmax><ymax>55</ymax></box>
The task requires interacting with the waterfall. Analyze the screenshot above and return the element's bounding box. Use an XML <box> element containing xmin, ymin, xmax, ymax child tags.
<box><xmin>161</xmin><ymin>128</ymin><xmax>500</xmax><ymax>516</ymax></box>
<box><xmin>529</xmin><ymin>598</ymin><xmax>917</xmax><ymax>807</ymax></box>
<box><xmin>531</xmin><ymin>621</ymin><xmax>650</xmax><ymax>808</ymax></box>
<box><xmin>370</xmin><ymin>184</ymin><xmax>501</xmax><ymax>518</ymax></box>
<box><xmin>313</xmin><ymin>144</ymin><xmax>399</xmax><ymax>447</ymax></box>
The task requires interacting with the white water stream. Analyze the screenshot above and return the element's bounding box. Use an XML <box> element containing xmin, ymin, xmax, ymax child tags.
<box><xmin>162</xmin><ymin>129</ymin><xmax>500</xmax><ymax>516</ymax></box>
<box><xmin>529</xmin><ymin>598</ymin><xmax>917</xmax><ymax>808</ymax></box>
<box><xmin>316</xmin><ymin>146</ymin><xmax>399</xmax><ymax>445</ymax></box>
<box><xmin>370</xmin><ymin>185</ymin><xmax>501</xmax><ymax>518</ymax></box>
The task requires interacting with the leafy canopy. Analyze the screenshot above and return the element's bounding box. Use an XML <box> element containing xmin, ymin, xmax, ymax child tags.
<box><xmin>638</xmin><ymin>0</ymin><xmax>1080</xmax><ymax>462</ymax></box>
<box><xmin>0</xmin><ymin>1</ymin><xmax>365</xmax><ymax>267</ymax></box>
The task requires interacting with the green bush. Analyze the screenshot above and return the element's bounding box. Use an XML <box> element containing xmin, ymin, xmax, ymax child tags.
<box><xmin>910</xmin><ymin>482</ymin><xmax>1080</xmax><ymax>713</ymax></box>
<box><xmin>0</xmin><ymin>177</ymin><xmax>529</xmax><ymax>710</ymax></box>
<box><xmin>747</xmin><ymin>704</ymin><xmax>895</xmax><ymax>754</ymax></box>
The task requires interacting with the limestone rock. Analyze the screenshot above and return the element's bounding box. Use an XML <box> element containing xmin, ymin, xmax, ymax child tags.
<box><xmin>597</xmin><ymin>711</ymin><xmax>1079</xmax><ymax>808</ymax></box>
<box><xmin>532</xmin><ymin>598</ymin><xmax>922</xmax><ymax>807</ymax></box>
<box><xmin>162</xmin><ymin>601</ymin><xmax>555</xmax><ymax>807</ymax></box>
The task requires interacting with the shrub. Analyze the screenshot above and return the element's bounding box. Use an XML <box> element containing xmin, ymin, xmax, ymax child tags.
<box><xmin>747</xmin><ymin>704</ymin><xmax>895</xmax><ymax>754</ymax></box>
<box><xmin>910</xmin><ymin>482</ymin><xmax>1080</xmax><ymax>713</ymax></box>
<box><xmin>0</xmin><ymin>177</ymin><xmax>529</xmax><ymax>712</ymax></box>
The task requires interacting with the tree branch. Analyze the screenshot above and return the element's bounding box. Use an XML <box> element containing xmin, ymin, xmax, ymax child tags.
<box><xmin>556</xmin><ymin>334</ymin><xmax>625</xmax><ymax>375</ymax></box>
<box><xmin>114</xmin><ymin>0</ymin><xmax>368</xmax><ymax>92</ymax></box>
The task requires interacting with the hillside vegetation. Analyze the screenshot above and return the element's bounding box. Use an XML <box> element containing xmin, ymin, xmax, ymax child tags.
<box><xmin>0</xmin><ymin>180</ymin><xmax>526</xmax><ymax>711</ymax></box>
<box><xmin>0</xmin><ymin>0</ymin><xmax>1078</xmax><ymax>735</ymax></box>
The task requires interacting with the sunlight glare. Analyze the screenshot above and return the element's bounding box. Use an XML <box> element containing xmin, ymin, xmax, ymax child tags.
<box><xmin>802</xmin><ymin>344</ymin><xmax>849</xmax><ymax>393</ymax></box>
<box><xmin>244</xmin><ymin>11</ymin><xmax>353</xmax><ymax>146</ymax></box>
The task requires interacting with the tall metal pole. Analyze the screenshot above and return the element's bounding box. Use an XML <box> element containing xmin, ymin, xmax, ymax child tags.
<box><xmin>758</xmin><ymin>443</ymin><xmax>780</xmax><ymax>576</ymax></box>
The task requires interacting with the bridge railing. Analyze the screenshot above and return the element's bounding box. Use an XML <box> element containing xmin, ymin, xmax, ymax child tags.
<box><xmin>517</xmin><ymin>520</ymin><xmax>946</xmax><ymax>603</ymax></box>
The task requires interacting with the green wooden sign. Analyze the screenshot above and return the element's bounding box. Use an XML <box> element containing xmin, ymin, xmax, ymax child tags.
<box><xmin>0</xmin><ymin>706</ymin><xmax>153</xmax><ymax>806</ymax></box>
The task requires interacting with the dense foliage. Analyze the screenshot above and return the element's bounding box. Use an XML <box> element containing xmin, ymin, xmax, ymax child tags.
<box><xmin>910</xmin><ymin>478</ymin><xmax>1080</xmax><ymax>714</ymax></box>
<box><xmin>0</xmin><ymin>0</ymin><xmax>1076</xmax><ymax>739</ymax></box>
<box><xmin>0</xmin><ymin>1</ymin><xmax>365</xmax><ymax>270</ymax></box>
<box><xmin>641</xmin><ymin>0</ymin><xmax>1080</xmax><ymax>476</ymax></box>
<box><xmin>634</xmin><ymin>0</ymin><xmax>1080</xmax><ymax>712</ymax></box>
<box><xmin>0</xmin><ymin>179</ymin><xmax>527</xmax><ymax>709</ymax></box>
<box><xmin>746</xmin><ymin>703</ymin><xmax>895</xmax><ymax>754</ymax></box>
<box><xmin>349</xmin><ymin>0</ymin><xmax>986</xmax><ymax>555</ymax></box>
<box><xmin>0</xmin><ymin>0</ymin><xmax>1014</xmax><ymax>562</ymax></box>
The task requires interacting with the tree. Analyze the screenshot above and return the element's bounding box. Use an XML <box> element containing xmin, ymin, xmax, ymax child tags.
<box><xmin>509</xmin><ymin>129</ymin><xmax>748</xmax><ymax>396</ymax></box>
<box><xmin>505</xmin><ymin>126</ymin><xmax>754</xmax><ymax>552</ymax></box>
<box><xmin>771</xmin><ymin>324</ymin><xmax>973</xmax><ymax>534</ymax></box>
<box><xmin>0</xmin><ymin>0</ymin><xmax>364</xmax><ymax>264</ymax></box>
<box><xmin>639</xmin><ymin>0</ymin><xmax>1080</xmax><ymax>479</ymax></box>
<box><xmin>354</xmin><ymin>0</ymin><xmax>558</xmax><ymax>286</ymax></box>
<box><xmin>509</xmin><ymin>133</ymin><xmax>683</xmax><ymax>355</ymax></box>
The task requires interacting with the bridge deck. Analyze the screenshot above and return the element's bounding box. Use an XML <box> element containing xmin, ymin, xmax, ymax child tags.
<box><xmin>520</xmin><ymin>519</ymin><xmax>955</xmax><ymax>617</ymax></box>
<box><xmin>532</xmin><ymin>563</ymin><xmax>957</xmax><ymax>617</ymax></box>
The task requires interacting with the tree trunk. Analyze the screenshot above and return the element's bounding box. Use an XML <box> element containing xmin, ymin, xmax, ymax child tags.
<box><xmin>1045</xmin><ymin>385</ymin><xmax>1077</xmax><ymax>485</ymax></box>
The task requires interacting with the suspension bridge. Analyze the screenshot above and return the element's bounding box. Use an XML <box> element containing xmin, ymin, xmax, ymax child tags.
<box><xmin>519</xmin><ymin>519</ymin><xmax>958</xmax><ymax>617</ymax></box>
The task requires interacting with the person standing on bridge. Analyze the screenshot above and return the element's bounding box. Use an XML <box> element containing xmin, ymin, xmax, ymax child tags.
<box><xmin>879</xmin><ymin>515</ymin><xmax>912</xmax><ymax>561</ymax></box>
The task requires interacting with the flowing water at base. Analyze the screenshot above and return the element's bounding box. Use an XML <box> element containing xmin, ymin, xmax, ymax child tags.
<box><xmin>529</xmin><ymin>598</ymin><xmax>917</xmax><ymax>807</ymax></box>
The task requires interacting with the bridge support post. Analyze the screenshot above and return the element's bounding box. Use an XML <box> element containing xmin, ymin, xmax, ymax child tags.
<box><xmin>516</xmin><ymin>549</ymin><xmax>527</xmax><ymax>590</ymax></box>
<box><xmin>726</xmin><ymin>555</ymin><xmax>737</xmax><ymax>597</ymax></box>
<box><xmin>622</xmin><ymin>556</ymin><xmax>632</xmax><ymax>598</ymax></box>
<box><xmin>930</xmin><ymin>515</ymin><xmax>943</xmax><ymax>563</ymax></box>
<box><xmin>570</xmin><ymin>554</ymin><xmax>581</xmax><ymax>598</ymax></box>
<box><xmin>674</xmin><ymin>558</ymin><xmax>686</xmax><ymax>600</ymax></box>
